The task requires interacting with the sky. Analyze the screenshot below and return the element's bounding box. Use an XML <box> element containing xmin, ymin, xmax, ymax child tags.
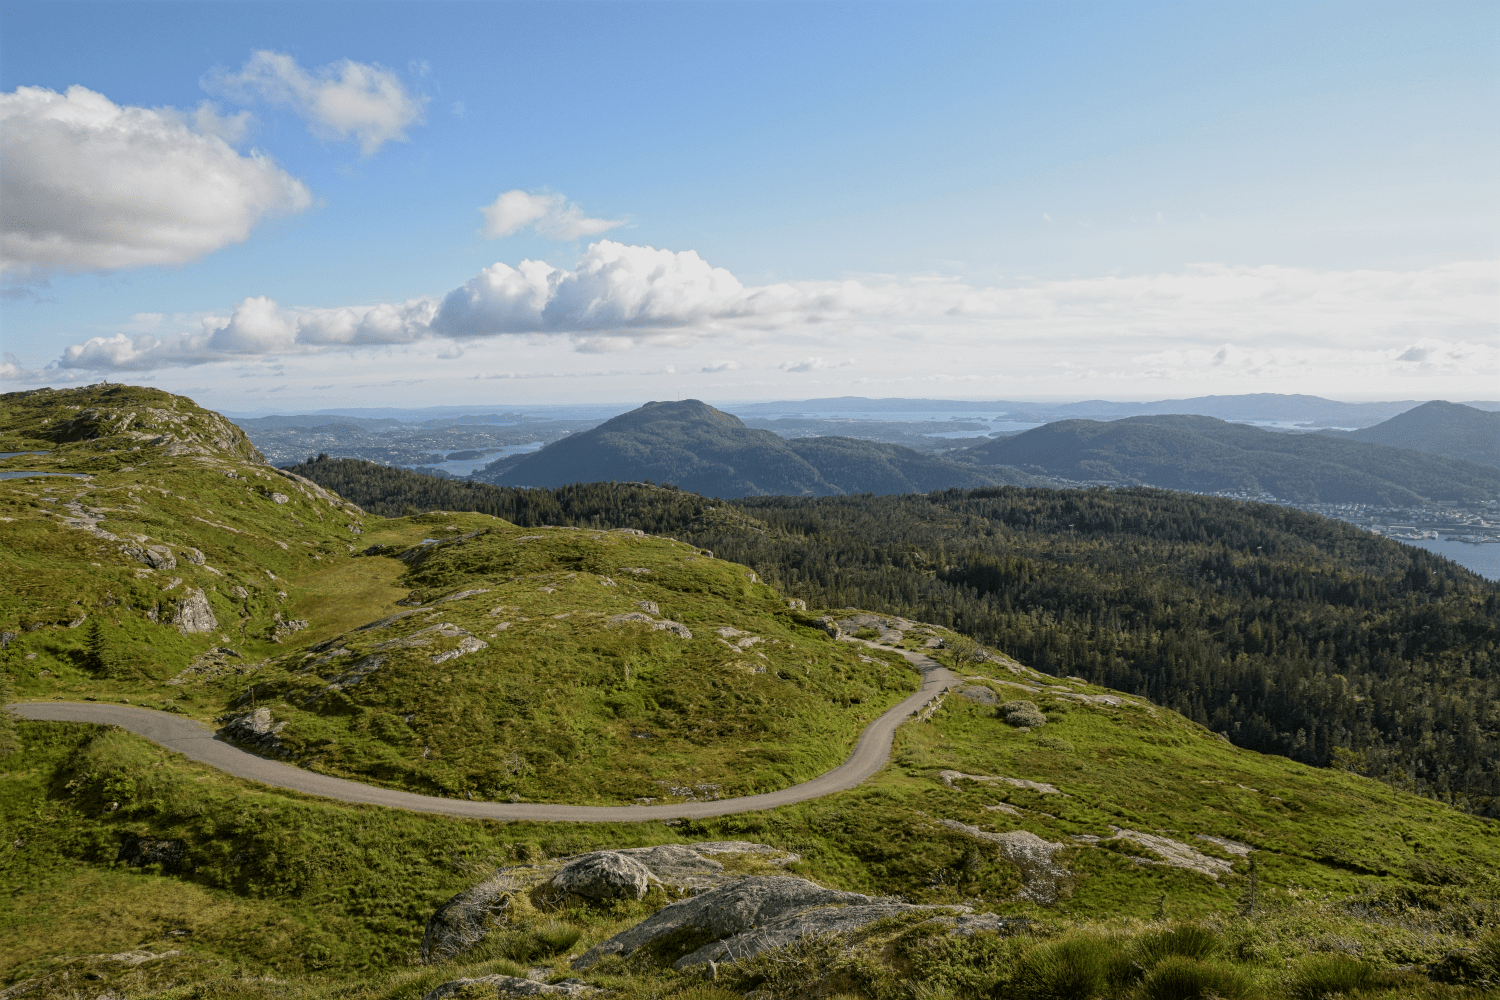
<box><xmin>2</xmin><ymin>0</ymin><xmax>1496</xmax><ymax>411</ymax></box>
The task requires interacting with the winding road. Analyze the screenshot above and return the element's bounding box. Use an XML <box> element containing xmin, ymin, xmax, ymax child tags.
<box><xmin>7</xmin><ymin>646</ymin><xmax>956</xmax><ymax>822</ymax></box>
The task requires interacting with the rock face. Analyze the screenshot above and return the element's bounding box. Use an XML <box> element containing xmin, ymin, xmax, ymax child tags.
<box><xmin>422</xmin><ymin>841</ymin><xmax>799</xmax><ymax>963</ymax></box>
<box><xmin>939</xmin><ymin>820</ymin><xmax>1070</xmax><ymax>904</ymax></box>
<box><xmin>421</xmin><ymin>976</ymin><xmax>597</xmax><ymax>1000</ymax></box>
<box><xmin>573</xmin><ymin>875</ymin><xmax>1002</xmax><ymax>971</ymax></box>
<box><xmin>174</xmin><ymin>588</ymin><xmax>218</xmax><ymax>634</ymax></box>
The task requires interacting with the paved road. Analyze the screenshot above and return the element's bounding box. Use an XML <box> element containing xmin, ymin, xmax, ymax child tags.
<box><xmin>8</xmin><ymin>646</ymin><xmax>956</xmax><ymax>822</ymax></box>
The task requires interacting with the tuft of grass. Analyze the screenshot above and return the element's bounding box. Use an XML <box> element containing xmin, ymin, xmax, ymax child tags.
<box><xmin>1133</xmin><ymin>956</ymin><xmax>1259</xmax><ymax>1000</ymax></box>
<box><xmin>1286</xmin><ymin>953</ymin><xmax>1381</xmax><ymax>999</ymax></box>
<box><xmin>1010</xmin><ymin>934</ymin><xmax>1128</xmax><ymax>1000</ymax></box>
<box><xmin>1134</xmin><ymin>925</ymin><xmax>1221</xmax><ymax>968</ymax></box>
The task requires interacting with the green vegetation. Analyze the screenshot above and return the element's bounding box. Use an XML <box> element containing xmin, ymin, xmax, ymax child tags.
<box><xmin>475</xmin><ymin>398</ymin><xmax>1034</xmax><ymax>496</ymax></box>
<box><xmin>960</xmin><ymin>413</ymin><xmax>1500</xmax><ymax>503</ymax></box>
<box><xmin>289</xmin><ymin>460</ymin><xmax>1500</xmax><ymax>817</ymax></box>
<box><xmin>4</xmin><ymin>385</ymin><xmax>1499</xmax><ymax>1000</ymax></box>
<box><xmin>1326</xmin><ymin>400</ymin><xmax>1500</xmax><ymax>470</ymax></box>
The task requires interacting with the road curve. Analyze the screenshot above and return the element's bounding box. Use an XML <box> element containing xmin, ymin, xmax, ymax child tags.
<box><xmin>8</xmin><ymin>646</ymin><xmax>957</xmax><ymax>822</ymax></box>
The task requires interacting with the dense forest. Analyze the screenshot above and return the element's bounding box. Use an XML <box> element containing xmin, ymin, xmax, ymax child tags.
<box><xmin>289</xmin><ymin>457</ymin><xmax>1500</xmax><ymax>816</ymax></box>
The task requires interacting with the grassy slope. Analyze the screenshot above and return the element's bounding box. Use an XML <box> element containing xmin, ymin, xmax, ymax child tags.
<box><xmin>3</xmin><ymin>386</ymin><xmax>1499</xmax><ymax>998</ymax></box>
<box><xmin>0</xmin><ymin>386</ymin><xmax>914</xmax><ymax>804</ymax></box>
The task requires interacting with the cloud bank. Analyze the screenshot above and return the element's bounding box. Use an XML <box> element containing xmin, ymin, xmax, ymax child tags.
<box><xmin>208</xmin><ymin>51</ymin><xmax>426</xmax><ymax>155</ymax></box>
<box><xmin>0</xmin><ymin>86</ymin><xmax>311</xmax><ymax>277</ymax></box>
<box><xmin>31</xmin><ymin>242</ymin><xmax>1498</xmax><ymax>392</ymax></box>
<box><xmin>481</xmin><ymin>190</ymin><xmax>623</xmax><ymax>240</ymax></box>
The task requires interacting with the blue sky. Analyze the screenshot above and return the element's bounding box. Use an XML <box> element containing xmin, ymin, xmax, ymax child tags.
<box><xmin>2</xmin><ymin>0</ymin><xmax>1496</xmax><ymax>409</ymax></box>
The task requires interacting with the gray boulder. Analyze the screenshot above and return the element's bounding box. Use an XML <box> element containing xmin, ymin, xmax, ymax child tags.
<box><xmin>421</xmin><ymin>976</ymin><xmax>596</xmax><ymax>1000</ymax></box>
<box><xmin>550</xmin><ymin>851</ymin><xmax>653</xmax><ymax>901</ymax></box>
<box><xmin>573</xmin><ymin>875</ymin><xmax>997</xmax><ymax>971</ymax></box>
<box><xmin>218</xmin><ymin>706</ymin><xmax>286</xmax><ymax>755</ymax></box>
<box><xmin>422</xmin><ymin>841</ymin><xmax>798</xmax><ymax>964</ymax></box>
<box><xmin>174</xmin><ymin>588</ymin><xmax>218</xmax><ymax>634</ymax></box>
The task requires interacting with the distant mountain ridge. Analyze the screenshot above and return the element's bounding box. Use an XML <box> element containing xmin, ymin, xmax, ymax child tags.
<box><xmin>474</xmin><ymin>399</ymin><xmax>1037</xmax><ymax>497</ymax></box>
<box><xmin>960</xmin><ymin>413</ymin><xmax>1500</xmax><ymax>504</ymax></box>
<box><xmin>1319</xmin><ymin>400</ymin><xmax>1500</xmax><ymax>469</ymax></box>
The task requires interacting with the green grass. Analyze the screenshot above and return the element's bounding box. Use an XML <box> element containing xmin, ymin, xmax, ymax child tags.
<box><xmin>4</xmin><ymin>384</ymin><xmax>1499</xmax><ymax>1000</ymax></box>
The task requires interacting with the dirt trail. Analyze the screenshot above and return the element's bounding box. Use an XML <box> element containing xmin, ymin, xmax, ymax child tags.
<box><xmin>8</xmin><ymin>645</ymin><xmax>956</xmax><ymax>822</ymax></box>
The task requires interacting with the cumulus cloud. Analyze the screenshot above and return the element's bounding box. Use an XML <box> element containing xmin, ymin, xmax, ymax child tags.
<box><xmin>701</xmin><ymin>360</ymin><xmax>742</xmax><ymax>372</ymax></box>
<box><xmin>480</xmin><ymin>190</ymin><xmax>623</xmax><ymax>240</ymax></box>
<box><xmin>209</xmin><ymin>51</ymin><xmax>426</xmax><ymax>155</ymax></box>
<box><xmin>0</xmin><ymin>85</ymin><xmax>310</xmax><ymax>277</ymax></box>
<box><xmin>34</xmin><ymin>243</ymin><xmax>1499</xmax><ymax>387</ymax></box>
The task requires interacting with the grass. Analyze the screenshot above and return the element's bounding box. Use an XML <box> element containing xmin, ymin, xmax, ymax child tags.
<box><xmin>4</xmin><ymin>385</ymin><xmax>1500</xmax><ymax>1000</ymax></box>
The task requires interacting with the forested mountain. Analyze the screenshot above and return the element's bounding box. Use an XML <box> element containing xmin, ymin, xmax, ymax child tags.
<box><xmin>291</xmin><ymin>458</ymin><xmax>1500</xmax><ymax>816</ymax></box>
<box><xmin>1321</xmin><ymin>400</ymin><xmax>1500</xmax><ymax>469</ymax></box>
<box><xmin>473</xmin><ymin>398</ymin><xmax>1031</xmax><ymax>496</ymax></box>
<box><xmin>959</xmin><ymin>413</ymin><xmax>1500</xmax><ymax>503</ymax></box>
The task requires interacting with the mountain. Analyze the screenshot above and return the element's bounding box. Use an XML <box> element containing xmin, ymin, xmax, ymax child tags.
<box><xmin>475</xmin><ymin>398</ymin><xmax>1031</xmax><ymax>496</ymax></box>
<box><xmin>959</xmin><ymin>413</ymin><xmax>1500</xmax><ymax>504</ymax></box>
<box><xmin>1321</xmin><ymin>400</ymin><xmax>1500</xmax><ymax>468</ymax></box>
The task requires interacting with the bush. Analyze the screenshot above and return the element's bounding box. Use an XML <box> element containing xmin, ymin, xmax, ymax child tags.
<box><xmin>1134</xmin><ymin>956</ymin><xmax>1258</xmax><ymax>1000</ymax></box>
<box><xmin>1135</xmin><ymin>925</ymin><xmax>1221</xmax><ymax>967</ymax></box>
<box><xmin>1286</xmin><ymin>953</ymin><xmax>1380</xmax><ymax>998</ymax></box>
<box><xmin>1000</xmin><ymin>700</ymin><xmax>1047</xmax><ymax>728</ymax></box>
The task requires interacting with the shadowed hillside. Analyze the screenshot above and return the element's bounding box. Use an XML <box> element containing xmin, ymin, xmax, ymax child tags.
<box><xmin>1321</xmin><ymin>400</ymin><xmax>1500</xmax><ymax>469</ymax></box>
<box><xmin>959</xmin><ymin>413</ymin><xmax>1500</xmax><ymax>503</ymax></box>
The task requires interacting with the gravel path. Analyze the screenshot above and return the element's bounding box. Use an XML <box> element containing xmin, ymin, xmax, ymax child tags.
<box><xmin>8</xmin><ymin>645</ymin><xmax>955</xmax><ymax>822</ymax></box>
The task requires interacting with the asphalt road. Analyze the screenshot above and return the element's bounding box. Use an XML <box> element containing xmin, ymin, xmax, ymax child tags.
<box><xmin>8</xmin><ymin>646</ymin><xmax>956</xmax><ymax>822</ymax></box>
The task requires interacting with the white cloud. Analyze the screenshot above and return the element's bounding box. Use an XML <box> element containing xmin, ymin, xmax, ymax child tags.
<box><xmin>0</xmin><ymin>85</ymin><xmax>310</xmax><ymax>277</ymax></box>
<box><xmin>209</xmin><ymin>51</ymin><xmax>426</xmax><ymax>155</ymax></box>
<box><xmin>34</xmin><ymin>243</ymin><xmax>1499</xmax><ymax>395</ymax></box>
<box><xmin>480</xmin><ymin>190</ymin><xmax>623</xmax><ymax>240</ymax></box>
<box><xmin>780</xmin><ymin>357</ymin><xmax>854</xmax><ymax>372</ymax></box>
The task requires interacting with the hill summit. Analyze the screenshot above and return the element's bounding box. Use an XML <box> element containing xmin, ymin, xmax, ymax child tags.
<box><xmin>476</xmin><ymin>398</ymin><xmax>1023</xmax><ymax>497</ymax></box>
<box><xmin>1323</xmin><ymin>400</ymin><xmax>1500</xmax><ymax>469</ymax></box>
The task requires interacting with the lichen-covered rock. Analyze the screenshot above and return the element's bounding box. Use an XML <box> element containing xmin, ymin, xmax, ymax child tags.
<box><xmin>422</xmin><ymin>841</ymin><xmax>799</xmax><ymax>963</ymax></box>
<box><xmin>955</xmin><ymin>684</ymin><xmax>998</xmax><ymax>706</ymax></box>
<box><xmin>939</xmin><ymin>820</ymin><xmax>1069</xmax><ymax>904</ymax></box>
<box><xmin>420</xmin><ymin>975</ymin><xmax>597</xmax><ymax>1000</ymax></box>
<box><xmin>174</xmin><ymin>588</ymin><xmax>218</xmax><ymax>634</ymax></box>
<box><xmin>574</xmin><ymin>875</ymin><xmax>999</xmax><ymax>971</ymax></box>
<box><xmin>550</xmin><ymin>851</ymin><xmax>653</xmax><ymax>901</ymax></box>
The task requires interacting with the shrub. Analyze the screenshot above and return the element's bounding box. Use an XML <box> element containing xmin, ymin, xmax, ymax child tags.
<box><xmin>1286</xmin><ymin>953</ymin><xmax>1380</xmax><ymax>998</ymax></box>
<box><xmin>1135</xmin><ymin>925</ymin><xmax>1221</xmax><ymax>968</ymax></box>
<box><xmin>1000</xmin><ymin>701</ymin><xmax>1047</xmax><ymax>728</ymax></box>
<box><xmin>1134</xmin><ymin>956</ymin><xmax>1258</xmax><ymax>1000</ymax></box>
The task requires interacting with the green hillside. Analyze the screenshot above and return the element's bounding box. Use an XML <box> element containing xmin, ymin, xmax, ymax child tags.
<box><xmin>1323</xmin><ymin>401</ymin><xmax>1500</xmax><ymax>469</ymax></box>
<box><xmin>960</xmin><ymin>414</ymin><xmax>1500</xmax><ymax>503</ymax></box>
<box><xmin>4</xmin><ymin>386</ymin><xmax>1500</xmax><ymax>1000</ymax></box>
<box><xmin>475</xmin><ymin>399</ymin><xmax>1031</xmax><ymax>496</ymax></box>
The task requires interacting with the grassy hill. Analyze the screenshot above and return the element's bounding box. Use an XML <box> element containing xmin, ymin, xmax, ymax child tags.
<box><xmin>4</xmin><ymin>386</ymin><xmax>1500</xmax><ymax>999</ymax></box>
<box><xmin>959</xmin><ymin>414</ymin><xmax>1500</xmax><ymax>503</ymax></box>
<box><xmin>475</xmin><ymin>399</ymin><xmax>1032</xmax><ymax>496</ymax></box>
<box><xmin>1321</xmin><ymin>401</ymin><xmax>1500</xmax><ymax>469</ymax></box>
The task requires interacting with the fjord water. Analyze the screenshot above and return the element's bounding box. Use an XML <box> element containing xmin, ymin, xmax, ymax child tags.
<box><xmin>1404</xmin><ymin>537</ymin><xmax>1500</xmax><ymax>581</ymax></box>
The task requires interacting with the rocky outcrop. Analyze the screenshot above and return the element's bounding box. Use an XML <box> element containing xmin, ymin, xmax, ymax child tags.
<box><xmin>422</xmin><ymin>841</ymin><xmax>799</xmax><ymax>963</ymax></box>
<box><xmin>573</xmin><ymin>875</ymin><xmax>1009</xmax><ymax>971</ymax></box>
<box><xmin>218</xmin><ymin>706</ymin><xmax>286</xmax><ymax>755</ymax></box>
<box><xmin>605</xmin><ymin>612</ymin><xmax>692</xmax><ymax>639</ymax></box>
<box><xmin>174</xmin><ymin>588</ymin><xmax>218</xmax><ymax>634</ymax></box>
<box><xmin>939</xmin><ymin>820</ymin><xmax>1069</xmax><ymax>904</ymax></box>
<box><xmin>420</xmin><ymin>976</ymin><xmax>597</xmax><ymax>1000</ymax></box>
